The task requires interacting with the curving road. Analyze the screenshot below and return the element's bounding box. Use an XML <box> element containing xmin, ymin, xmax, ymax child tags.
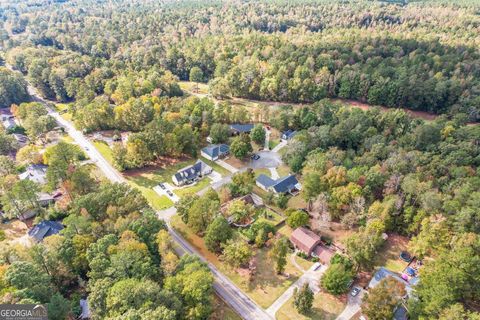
<box><xmin>7</xmin><ymin>64</ymin><xmax>272</xmax><ymax>320</ymax></box>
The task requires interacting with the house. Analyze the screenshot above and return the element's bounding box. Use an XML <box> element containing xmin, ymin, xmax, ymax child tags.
<box><xmin>290</xmin><ymin>227</ymin><xmax>321</xmax><ymax>256</ymax></box>
<box><xmin>201</xmin><ymin>144</ymin><xmax>229</xmax><ymax>161</ymax></box>
<box><xmin>12</xmin><ymin>133</ymin><xmax>28</xmax><ymax>147</ymax></box>
<box><xmin>229</xmin><ymin>124</ymin><xmax>254</xmax><ymax>135</ymax></box>
<box><xmin>1</xmin><ymin>115</ymin><xmax>17</xmax><ymax>131</ymax></box>
<box><xmin>28</xmin><ymin>220</ymin><xmax>64</xmax><ymax>242</ymax></box>
<box><xmin>368</xmin><ymin>267</ymin><xmax>413</xmax><ymax>296</ymax></box>
<box><xmin>19</xmin><ymin>164</ymin><xmax>48</xmax><ymax>185</ymax></box>
<box><xmin>281</xmin><ymin>130</ymin><xmax>297</xmax><ymax>140</ymax></box>
<box><xmin>172</xmin><ymin>160</ymin><xmax>212</xmax><ymax>186</ymax></box>
<box><xmin>312</xmin><ymin>245</ymin><xmax>336</xmax><ymax>265</ymax></box>
<box><xmin>256</xmin><ymin>174</ymin><xmax>302</xmax><ymax>195</ymax></box>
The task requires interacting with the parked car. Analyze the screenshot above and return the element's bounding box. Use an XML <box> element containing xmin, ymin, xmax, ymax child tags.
<box><xmin>251</xmin><ymin>154</ymin><xmax>260</xmax><ymax>160</ymax></box>
<box><xmin>400</xmin><ymin>251</ymin><xmax>412</xmax><ymax>262</ymax></box>
<box><xmin>167</xmin><ymin>190</ymin><xmax>174</xmax><ymax>197</ymax></box>
<box><xmin>159</xmin><ymin>183</ymin><xmax>166</xmax><ymax>190</ymax></box>
<box><xmin>351</xmin><ymin>287</ymin><xmax>361</xmax><ymax>297</ymax></box>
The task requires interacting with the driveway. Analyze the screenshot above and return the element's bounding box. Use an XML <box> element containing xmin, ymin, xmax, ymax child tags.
<box><xmin>153</xmin><ymin>183</ymin><xmax>179</xmax><ymax>203</ymax></box>
<box><xmin>249</xmin><ymin>150</ymin><xmax>282</xmax><ymax>169</ymax></box>
<box><xmin>336</xmin><ymin>287</ymin><xmax>365</xmax><ymax>320</ymax></box>
<box><xmin>272</xmin><ymin>140</ymin><xmax>287</xmax><ymax>153</ymax></box>
<box><xmin>266</xmin><ymin>262</ymin><xmax>327</xmax><ymax>317</ymax></box>
<box><xmin>216</xmin><ymin>159</ymin><xmax>239</xmax><ymax>173</ymax></box>
<box><xmin>208</xmin><ymin>170</ymin><xmax>222</xmax><ymax>183</ymax></box>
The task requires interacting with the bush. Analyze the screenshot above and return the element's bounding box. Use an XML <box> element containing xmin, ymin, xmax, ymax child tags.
<box><xmin>296</xmin><ymin>251</ymin><xmax>308</xmax><ymax>259</ymax></box>
<box><xmin>275</xmin><ymin>194</ymin><xmax>289</xmax><ymax>209</ymax></box>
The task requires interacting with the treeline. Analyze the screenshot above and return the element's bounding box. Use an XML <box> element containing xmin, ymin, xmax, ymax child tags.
<box><xmin>2</xmin><ymin>0</ymin><xmax>479</xmax><ymax>120</ymax></box>
<box><xmin>277</xmin><ymin>99</ymin><xmax>480</xmax><ymax>318</ymax></box>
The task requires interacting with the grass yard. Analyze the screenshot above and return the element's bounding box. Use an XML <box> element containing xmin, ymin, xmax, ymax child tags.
<box><xmin>277</xmin><ymin>164</ymin><xmax>291</xmax><ymax>177</ymax></box>
<box><xmin>255</xmin><ymin>208</ymin><xmax>285</xmax><ymax>226</ymax></box>
<box><xmin>92</xmin><ymin>140</ymin><xmax>114</xmax><ymax>164</ymax></box>
<box><xmin>374</xmin><ymin>233</ymin><xmax>410</xmax><ymax>273</ymax></box>
<box><xmin>170</xmin><ymin>215</ymin><xmax>301</xmax><ymax>308</ymax></box>
<box><xmin>174</xmin><ymin>177</ymin><xmax>211</xmax><ymax>197</ymax></box>
<box><xmin>294</xmin><ymin>254</ymin><xmax>315</xmax><ymax>271</ymax></box>
<box><xmin>276</xmin><ymin>292</ymin><xmax>346</xmax><ymax>320</ymax></box>
<box><xmin>55</xmin><ymin>103</ymin><xmax>73</xmax><ymax>121</ymax></box>
<box><xmin>179</xmin><ymin>81</ymin><xmax>210</xmax><ymax>95</ymax></box>
<box><xmin>278</xmin><ymin>225</ymin><xmax>294</xmax><ymax>238</ymax></box>
<box><xmin>268</xmin><ymin>139</ymin><xmax>280</xmax><ymax>150</ymax></box>
<box><xmin>210</xmin><ymin>295</ymin><xmax>242</xmax><ymax>320</ymax></box>
<box><xmin>253</xmin><ymin>168</ymin><xmax>271</xmax><ymax>178</ymax></box>
<box><xmin>200</xmin><ymin>156</ymin><xmax>230</xmax><ymax>176</ymax></box>
<box><xmin>287</xmin><ymin>195</ymin><xmax>307</xmax><ymax>210</ymax></box>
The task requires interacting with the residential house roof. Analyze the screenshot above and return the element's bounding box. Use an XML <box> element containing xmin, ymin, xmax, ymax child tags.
<box><xmin>369</xmin><ymin>267</ymin><xmax>413</xmax><ymax>296</ymax></box>
<box><xmin>272</xmin><ymin>175</ymin><xmax>300</xmax><ymax>193</ymax></box>
<box><xmin>256</xmin><ymin>174</ymin><xmax>276</xmax><ymax>188</ymax></box>
<box><xmin>290</xmin><ymin>227</ymin><xmax>321</xmax><ymax>255</ymax></box>
<box><xmin>229</xmin><ymin>124</ymin><xmax>254</xmax><ymax>133</ymax></box>
<box><xmin>28</xmin><ymin>220</ymin><xmax>63</xmax><ymax>242</ymax></box>
<box><xmin>173</xmin><ymin>160</ymin><xmax>211</xmax><ymax>184</ymax></box>
<box><xmin>19</xmin><ymin>164</ymin><xmax>48</xmax><ymax>185</ymax></box>
<box><xmin>313</xmin><ymin>245</ymin><xmax>335</xmax><ymax>264</ymax></box>
<box><xmin>201</xmin><ymin>144</ymin><xmax>229</xmax><ymax>158</ymax></box>
<box><xmin>282</xmin><ymin>130</ymin><xmax>297</xmax><ymax>139</ymax></box>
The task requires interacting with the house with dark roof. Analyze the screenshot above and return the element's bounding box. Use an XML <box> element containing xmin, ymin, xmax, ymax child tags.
<box><xmin>201</xmin><ymin>144</ymin><xmax>229</xmax><ymax>161</ymax></box>
<box><xmin>281</xmin><ymin>130</ymin><xmax>297</xmax><ymax>140</ymax></box>
<box><xmin>256</xmin><ymin>174</ymin><xmax>302</xmax><ymax>195</ymax></box>
<box><xmin>19</xmin><ymin>164</ymin><xmax>48</xmax><ymax>185</ymax></box>
<box><xmin>172</xmin><ymin>160</ymin><xmax>212</xmax><ymax>186</ymax></box>
<box><xmin>28</xmin><ymin>220</ymin><xmax>63</xmax><ymax>242</ymax></box>
<box><xmin>229</xmin><ymin>124</ymin><xmax>254</xmax><ymax>135</ymax></box>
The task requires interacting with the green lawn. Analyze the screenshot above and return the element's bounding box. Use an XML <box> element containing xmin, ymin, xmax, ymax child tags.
<box><xmin>200</xmin><ymin>156</ymin><xmax>230</xmax><ymax>176</ymax></box>
<box><xmin>179</xmin><ymin>81</ymin><xmax>210</xmax><ymax>95</ymax></box>
<box><xmin>91</xmin><ymin>140</ymin><xmax>174</xmax><ymax>210</ymax></box>
<box><xmin>269</xmin><ymin>139</ymin><xmax>280</xmax><ymax>150</ymax></box>
<box><xmin>170</xmin><ymin>215</ymin><xmax>301</xmax><ymax>308</ymax></box>
<box><xmin>92</xmin><ymin>140</ymin><xmax>114</xmax><ymax>164</ymax></box>
<box><xmin>55</xmin><ymin>103</ymin><xmax>73</xmax><ymax>121</ymax></box>
<box><xmin>255</xmin><ymin>208</ymin><xmax>285</xmax><ymax>226</ymax></box>
<box><xmin>174</xmin><ymin>177</ymin><xmax>211</xmax><ymax>197</ymax></box>
<box><xmin>253</xmin><ymin>168</ymin><xmax>271</xmax><ymax>178</ymax></box>
<box><xmin>276</xmin><ymin>292</ymin><xmax>345</xmax><ymax>320</ymax></box>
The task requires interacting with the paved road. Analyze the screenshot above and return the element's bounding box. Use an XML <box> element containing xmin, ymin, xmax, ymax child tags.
<box><xmin>8</xmin><ymin>64</ymin><xmax>271</xmax><ymax>320</ymax></box>
<box><xmin>335</xmin><ymin>288</ymin><xmax>365</xmax><ymax>320</ymax></box>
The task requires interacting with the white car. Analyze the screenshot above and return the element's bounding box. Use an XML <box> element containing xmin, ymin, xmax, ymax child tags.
<box><xmin>350</xmin><ymin>287</ymin><xmax>361</xmax><ymax>297</ymax></box>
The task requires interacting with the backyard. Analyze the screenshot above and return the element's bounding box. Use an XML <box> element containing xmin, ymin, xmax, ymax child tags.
<box><xmin>170</xmin><ymin>215</ymin><xmax>302</xmax><ymax>308</ymax></box>
<box><xmin>374</xmin><ymin>233</ymin><xmax>410</xmax><ymax>273</ymax></box>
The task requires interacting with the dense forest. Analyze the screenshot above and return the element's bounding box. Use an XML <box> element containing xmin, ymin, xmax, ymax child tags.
<box><xmin>1</xmin><ymin>0</ymin><xmax>479</xmax><ymax>120</ymax></box>
<box><xmin>0</xmin><ymin>0</ymin><xmax>479</xmax><ymax>319</ymax></box>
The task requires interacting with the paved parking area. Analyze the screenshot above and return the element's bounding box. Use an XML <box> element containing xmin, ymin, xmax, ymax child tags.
<box><xmin>208</xmin><ymin>170</ymin><xmax>222</xmax><ymax>182</ymax></box>
<box><xmin>249</xmin><ymin>150</ymin><xmax>282</xmax><ymax>169</ymax></box>
<box><xmin>153</xmin><ymin>183</ymin><xmax>180</xmax><ymax>202</ymax></box>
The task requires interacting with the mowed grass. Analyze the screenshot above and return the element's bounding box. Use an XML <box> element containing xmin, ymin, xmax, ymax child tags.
<box><xmin>91</xmin><ymin>140</ymin><xmax>174</xmax><ymax>210</ymax></box>
<box><xmin>55</xmin><ymin>103</ymin><xmax>73</xmax><ymax>121</ymax></box>
<box><xmin>179</xmin><ymin>81</ymin><xmax>210</xmax><ymax>95</ymax></box>
<box><xmin>276</xmin><ymin>292</ymin><xmax>345</xmax><ymax>320</ymax></box>
<box><xmin>374</xmin><ymin>234</ymin><xmax>410</xmax><ymax>273</ymax></box>
<box><xmin>170</xmin><ymin>215</ymin><xmax>301</xmax><ymax>308</ymax></box>
<box><xmin>174</xmin><ymin>177</ymin><xmax>211</xmax><ymax>197</ymax></box>
<box><xmin>200</xmin><ymin>156</ymin><xmax>230</xmax><ymax>176</ymax></box>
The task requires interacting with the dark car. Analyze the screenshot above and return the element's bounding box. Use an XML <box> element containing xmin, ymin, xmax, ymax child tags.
<box><xmin>159</xmin><ymin>183</ymin><xmax>166</xmax><ymax>190</ymax></box>
<box><xmin>400</xmin><ymin>251</ymin><xmax>412</xmax><ymax>262</ymax></box>
<box><xmin>251</xmin><ymin>154</ymin><xmax>260</xmax><ymax>160</ymax></box>
<box><xmin>167</xmin><ymin>190</ymin><xmax>174</xmax><ymax>197</ymax></box>
<box><xmin>350</xmin><ymin>287</ymin><xmax>361</xmax><ymax>297</ymax></box>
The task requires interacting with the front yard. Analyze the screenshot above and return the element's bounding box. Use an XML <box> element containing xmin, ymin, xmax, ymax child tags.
<box><xmin>170</xmin><ymin>215</ymin><xmax>302</xmax><ymax>309</ymax></box>
<box><xmin>276</xmin><ymin>292</ymin><xmax>346</xmax><ymax>320</ymax></box>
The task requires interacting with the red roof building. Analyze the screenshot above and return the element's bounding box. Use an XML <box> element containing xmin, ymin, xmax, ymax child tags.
<box><xmin>290</xmin><ymin>227</ymin><xmax>321</xmax><ymax>256</ymax></box>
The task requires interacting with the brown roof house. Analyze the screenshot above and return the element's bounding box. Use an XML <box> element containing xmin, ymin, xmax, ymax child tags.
<box><xmin>290</xmin><ymin>227</ymin><xmax>336</xmax><ymax>264</ymax></box>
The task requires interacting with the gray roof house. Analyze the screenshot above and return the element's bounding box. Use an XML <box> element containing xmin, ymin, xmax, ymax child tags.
<box><xmin>281</xmin><ymin>130</ymin><xmax>297</xmax><ymax>140</ymax></box>
<box><xmin>28</xmin><ymin>220</ymin><xmax>64</xmax><ymax>242</ymax></box>
<box><xmin>172</xmin><ymin>160</ymin><xmax>212</xmax><ymax>186</ymax></box>
<box><xmin>368</xmin><ymin>267</ymin><xmax>413</xmax><ymax>297</ymax></box>
<box><xmin>201</xmin><ymin>144</ymin><xmax>229</xmax><ymax>161</ymax></box>
<box><xmin>256</xmin><ymin>174</ymin><xmax>302</xmax><ymax>195</ymax></box>
<box><xmin>229</xmin><ymin>124</ymin><xmax>254</xmax><ymax>135</ymax></box>
<box><xmin>19</xmin><ymin>164</ymin><xmax>48</xmax><ymax>185</ymax></box>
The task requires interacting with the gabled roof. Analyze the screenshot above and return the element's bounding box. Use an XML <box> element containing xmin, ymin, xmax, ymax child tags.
<box><xmin>256</xmin><ymin>174</ymin><xmax>276</xmax><ymax>188</ymax></box>
<box><xmin>229</xmin><ymin>124</ymin><xmax>254</xmax><ymax>133</ymax></box>
<box><xmin>173</xmin><ymin>160</ymin><xmax>211</xmax><ymax>183</ymax></box>
<box><xmin>282</xmin><ymin>130</ymin><xmax>297</xmax><ymax>139</ymax></box>
<box><xmin>290</xmin><ymin>227</ymin><xmax>321</xmax><ymax>254</ymax></box>
<box><xmin>28</xmin><ymin>220</ymin><xmax>63</xmax><ymax>242</ymax></box>
<box><xmin>19</xmin><ymin>164</ymin><xmax>48</xmax><ymax>185</ymax></box>
<box><xmin>272</xmin><ymin>175</ymin><xmax>299</xmax><ymax>193</ymax></box>
<box><xmin>202</xmin><ymin>144</ymin><xmax>229</xmax><ymax>158</ymax></box>
<box><xmin>369</xmin><ymin>267</ymin><xmax>413</xmax><ymax>295</ymax></box>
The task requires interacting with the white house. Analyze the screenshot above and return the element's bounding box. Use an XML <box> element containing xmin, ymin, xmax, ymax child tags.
<box><xmin>172</xmin><ymin>160</ymin><xmax>213</xmax><ymax>186</ymax></box>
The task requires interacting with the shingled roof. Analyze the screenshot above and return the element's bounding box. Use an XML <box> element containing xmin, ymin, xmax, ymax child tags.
<box><xmin>290</xmin><ymin>227</ymin><xmax>321</xmax><ymax>256</ymax></box>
